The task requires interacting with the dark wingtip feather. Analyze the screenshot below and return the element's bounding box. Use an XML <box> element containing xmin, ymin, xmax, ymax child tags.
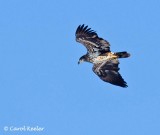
<box><xmin>118</xmin><ymin>80</ymin><xmax>128</xmax><ymax>88</ymax></box>
<box><xmin>111</xmin><ymin>74</ymin><xmax>128</xmax><ymax>88</ymax></box>
<box><xmin>121</xmin><ymin>83</ymin><xmax>128</xmax><ymax>88</ymax></box>
<box><xmin>76</xmin><ymin>24</ymin><xmax>98</xmax><ymax>37</ymax></box>
<box><xmin>76</xmin><ymin>24</ymin><xmax>85</xmax><ymax>32</ymax></box>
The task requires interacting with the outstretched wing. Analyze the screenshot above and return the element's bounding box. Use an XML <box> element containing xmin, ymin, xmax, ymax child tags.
<box><xmin>92</xmin><ymin>59</ymin><xmax>128</xmax><ymax>87</ymax></box>
<box><xmin>75</xmin><ymin>24</ymin><xmax>110</xmax><ymax>56</ymax></box>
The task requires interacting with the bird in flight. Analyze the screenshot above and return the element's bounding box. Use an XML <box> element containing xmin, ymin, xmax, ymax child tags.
<box><xmin>75</xmin><ymin>24</ymin><xmax>130</xmax><ymax>88</ymax></box>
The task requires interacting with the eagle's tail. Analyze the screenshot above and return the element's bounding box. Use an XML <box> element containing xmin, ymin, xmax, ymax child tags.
<box><xmin>115</xmin><ymin>51</ymin><xmax>130</xmax><ymax>58</ymax></box>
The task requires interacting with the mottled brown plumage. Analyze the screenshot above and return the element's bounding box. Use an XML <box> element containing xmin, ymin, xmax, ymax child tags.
<box><xmin>75</xmin><ymin>24</ymin><xmax>130</xmax><ymax>88</ymax></box>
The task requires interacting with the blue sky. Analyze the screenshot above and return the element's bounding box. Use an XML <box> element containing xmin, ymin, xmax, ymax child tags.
<box><xmin>0</xmin><ymin>0</ymin><xmax>160</xmax><ymax>135</ymax></box>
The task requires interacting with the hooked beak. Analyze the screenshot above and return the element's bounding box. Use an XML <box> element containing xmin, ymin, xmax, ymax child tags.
<box><xmin>78</xmin><ymin>60</ymin><xmax>83</xmax><ymax>65</ymax></box>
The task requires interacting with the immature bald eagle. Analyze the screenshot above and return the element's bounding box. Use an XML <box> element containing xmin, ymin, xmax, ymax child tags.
<box><xmin>75</xmin><ymin>24</ymin><xmax>130</xmax><ymax>88</ymax></box>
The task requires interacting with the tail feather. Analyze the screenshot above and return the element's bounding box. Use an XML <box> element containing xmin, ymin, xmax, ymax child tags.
<box><xmin>115</xmin><ymin>51</ymin><xmax>130</xmax><ymax>58</ymax></box>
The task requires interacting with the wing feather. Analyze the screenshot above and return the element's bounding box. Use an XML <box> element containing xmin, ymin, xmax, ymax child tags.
<box><xmin>75</xmin><ymin>24</ymin><xmax>110</xmax><ymax>56</ymax></box>
<box><xmin>92</xmin><ymin>59</ymin><xmax>128</xmax><ymax>87</ymax></box>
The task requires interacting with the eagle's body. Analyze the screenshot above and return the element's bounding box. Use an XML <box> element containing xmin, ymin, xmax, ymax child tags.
<box><xmin>75</xmin><ymin>24</ymin><xmax>130</xmax><ymax>88</ymax></box>
<box><xmin>93</xmin><ymin>52</ymin><xmax>118</xmax><ymax>63</ymax></box>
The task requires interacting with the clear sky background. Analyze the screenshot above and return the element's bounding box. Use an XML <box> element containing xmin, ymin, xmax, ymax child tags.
<box><xmin>0</xmin><ymin>0</ymin><xmax>160</xmax><ymax>135</ymax></box>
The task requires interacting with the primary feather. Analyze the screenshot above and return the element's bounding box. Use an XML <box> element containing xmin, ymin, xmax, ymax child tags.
<box><xmin>76</xmin><ymin>24</ymin><xmax>110</xmax><ymax>57</ymax></box>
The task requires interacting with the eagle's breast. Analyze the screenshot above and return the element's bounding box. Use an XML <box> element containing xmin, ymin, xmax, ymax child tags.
<box><xmin>92</xmin><ymin>52</ymin><xmax>118</xmax><ymax>63</ymax></box>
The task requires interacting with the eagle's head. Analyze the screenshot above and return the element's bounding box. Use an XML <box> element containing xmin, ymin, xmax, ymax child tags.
<box><xmin>78</xmin><ymin>55</ymin><xmax>89</xmax><ymax>64</ymax></box>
